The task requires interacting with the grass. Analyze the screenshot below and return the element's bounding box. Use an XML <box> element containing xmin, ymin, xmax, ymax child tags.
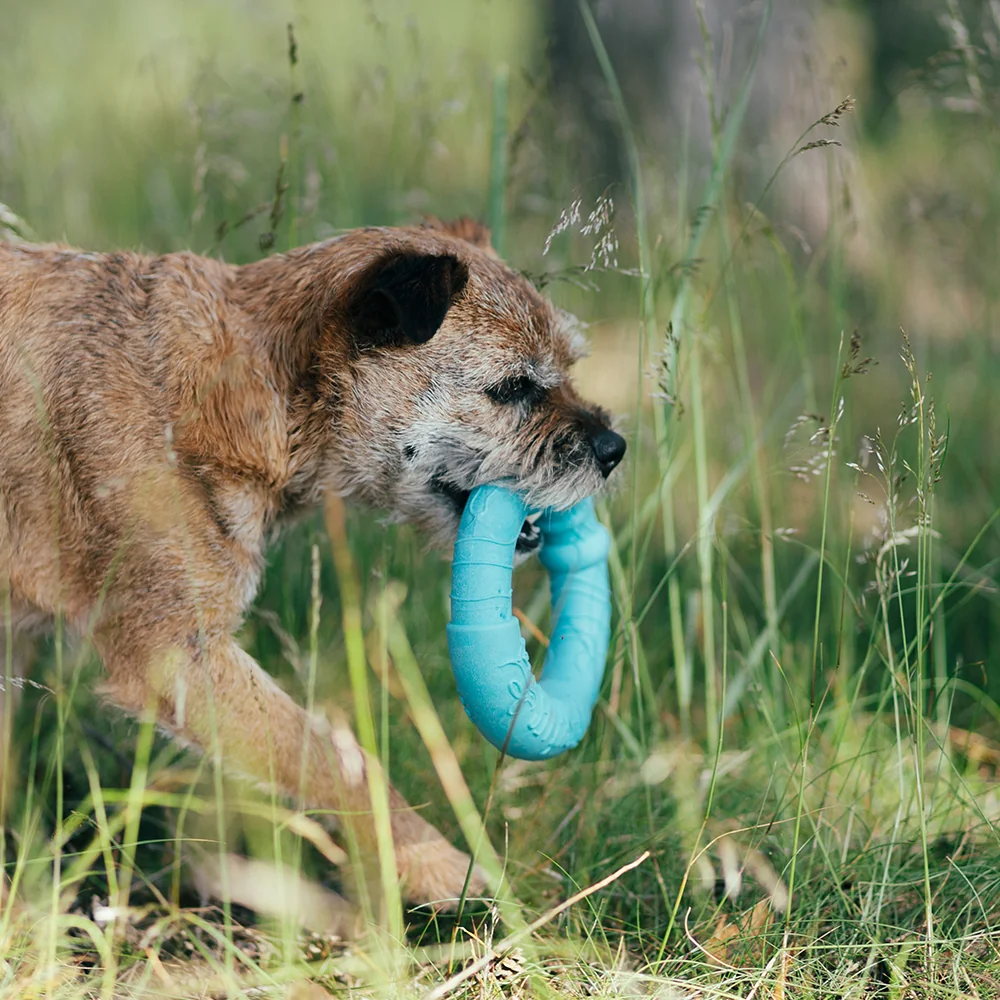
<box><xmin>3</xmin><ymin>0</ymin><xmax>1000</xmax><ymax>996</ymax></box>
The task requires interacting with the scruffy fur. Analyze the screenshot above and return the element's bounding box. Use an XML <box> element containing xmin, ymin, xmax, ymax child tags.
<box><xmin>0</xmin><ymin>219</ymin><xmax>623</xmax><ymax>907</ymax></box>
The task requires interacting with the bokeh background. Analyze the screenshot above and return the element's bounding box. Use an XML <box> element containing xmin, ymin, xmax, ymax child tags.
<box><xmin>3</xmin><ymin>0</ymin><xmax>995</xmax><ymax>657</ymax></box>
<box><xmin>3</xmin><ymin>0</ymin><xmax>1000</xmax><ymax>977</ymax></box>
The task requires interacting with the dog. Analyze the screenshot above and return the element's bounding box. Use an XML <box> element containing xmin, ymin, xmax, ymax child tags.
<box><xmin>0</xmin><ymin>217</ymin><xmax>625</xmax><ymax>907</ymax></box>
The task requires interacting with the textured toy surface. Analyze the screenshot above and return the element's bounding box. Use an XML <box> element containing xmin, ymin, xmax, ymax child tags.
<box><xmin>446</xmin><ymin>483</ymin><xmax>612</xmax><ymax>761</ymax></box>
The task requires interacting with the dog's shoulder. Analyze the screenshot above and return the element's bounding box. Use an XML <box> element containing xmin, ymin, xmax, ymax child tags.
<box><xmin>0</xmin><ymin>241</ymin><xmax>290</xmax><ymax>529</ymax></box>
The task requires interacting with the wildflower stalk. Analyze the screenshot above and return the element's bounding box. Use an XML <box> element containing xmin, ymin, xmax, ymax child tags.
<box><xmin>488</xmin><ymin>63</ymin><xmax>509</xmax><ymax>260</ymax></box>
<box><xmin>718</xmin><ymin>208</ymin><xmax>781</xmax><ymax>719</ymax></box>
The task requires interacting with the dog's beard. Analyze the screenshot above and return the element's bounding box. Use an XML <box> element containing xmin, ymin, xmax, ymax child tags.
<box><xmin>394</xmin><ymin>434</ymin><xmax>607</xmax><ymax>557</ymax></box>
<box><xmin>428</xmin><ymin>474</ymin><xmax>543</xmax><ymax>556</ymax></box>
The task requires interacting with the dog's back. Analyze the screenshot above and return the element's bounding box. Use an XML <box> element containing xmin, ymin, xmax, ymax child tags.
<box><xmin>0</xmin><ymin>243</ymin><xmax>275</xmax><ymax>631</ymax></box>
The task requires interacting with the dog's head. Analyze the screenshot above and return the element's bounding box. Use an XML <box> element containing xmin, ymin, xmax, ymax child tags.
<box><xmin>316</xmin><ymin>219</ymin><xmax>625</xmax><ymax>554</ymax></box>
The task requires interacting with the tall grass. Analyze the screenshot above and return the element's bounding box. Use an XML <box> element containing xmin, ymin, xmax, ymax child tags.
<box><xmin>3</xmin><ymin>0</ymin><xmax>1000</xmax><ymax>996</ymax></box>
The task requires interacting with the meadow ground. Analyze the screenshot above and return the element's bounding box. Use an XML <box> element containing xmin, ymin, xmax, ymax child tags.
<box><xmin>2</xmin><ymin>1</ymin><xmax>1000</xmax><ymax>996</ymax></box>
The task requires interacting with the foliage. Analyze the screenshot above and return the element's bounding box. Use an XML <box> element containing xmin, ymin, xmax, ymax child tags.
<box><xmin>2</xmin><ymin>0</ymin><xmax>1000</xmax><ymax>996</ymax></box>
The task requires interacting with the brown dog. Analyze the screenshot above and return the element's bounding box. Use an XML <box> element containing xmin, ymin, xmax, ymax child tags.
<box><xmin>0</xmin><ymin>218</ymin><xmax>625</xmax><ymax>906</ymax></box>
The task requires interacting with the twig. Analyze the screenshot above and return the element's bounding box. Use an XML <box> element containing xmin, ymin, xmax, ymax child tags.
<box><xmin>512</xmin><ymin>608</ymin><xmax>549</xmax><ymax>648</ymax></box>
<box><xmin>424</xmin><ymin>850</ymin><xmax>650</xmax><ymax>1000</ymax></box>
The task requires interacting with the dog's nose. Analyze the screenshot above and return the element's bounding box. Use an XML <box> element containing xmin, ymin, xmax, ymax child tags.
<box><xmin>589</xmin><ymin>428</ymin><xmax>626</xmax><ymax>477</ymax></box>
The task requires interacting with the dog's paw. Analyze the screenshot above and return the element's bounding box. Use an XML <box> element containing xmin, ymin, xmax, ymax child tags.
<box><xmin>395</xmin><ymin>837</ymin><xmax>488</xmax><ymax>910</ymax></box>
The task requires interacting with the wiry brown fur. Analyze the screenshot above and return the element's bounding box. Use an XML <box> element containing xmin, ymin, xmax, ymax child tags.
<box><xmin>0</xmin><ymin>219</ymin><xmax>623</xmax><ymax>907</ymax></box>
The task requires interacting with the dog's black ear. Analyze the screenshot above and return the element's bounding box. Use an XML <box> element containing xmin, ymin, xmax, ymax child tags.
<box><xmin>346</xmin><ymin>251</ymin><xmax>468</xmax><ymax>348</ymax></box>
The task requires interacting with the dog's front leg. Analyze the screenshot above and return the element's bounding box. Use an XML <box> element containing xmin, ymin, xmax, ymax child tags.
<box><xmin>98</xmin><ymin>635</ymin><xmax>484</xmax><ymax>908</ymax></box>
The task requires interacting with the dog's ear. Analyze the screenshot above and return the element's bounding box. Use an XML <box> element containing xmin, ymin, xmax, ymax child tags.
<box><xmin>345</xmin><ymin>251</ymin><xmax>469</xmax><ymax>348</ymax></box>
<box><xmin>421</xmin><ymin>216</ymin><xmax>494</xmax><ymax>253</ymax></box>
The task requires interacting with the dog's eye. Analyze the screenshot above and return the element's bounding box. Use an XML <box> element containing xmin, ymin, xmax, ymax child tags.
<box><xmin>485</xmin><ymin>375</ymin><xmax>544</xmax><ymax>406</ymax></box>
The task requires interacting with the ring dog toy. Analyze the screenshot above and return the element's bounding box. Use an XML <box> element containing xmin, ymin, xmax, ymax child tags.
<box><xmin>446</xmin><ymin>483</ymin><xmax>612</xmax><ymax>761</ymax></box>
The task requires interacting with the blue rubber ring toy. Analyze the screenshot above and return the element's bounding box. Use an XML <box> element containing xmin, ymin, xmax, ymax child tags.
<box><xmin>446</xmin><ymin>484</ymin><xmax>612</xmax><ymax>761</ymax></box>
